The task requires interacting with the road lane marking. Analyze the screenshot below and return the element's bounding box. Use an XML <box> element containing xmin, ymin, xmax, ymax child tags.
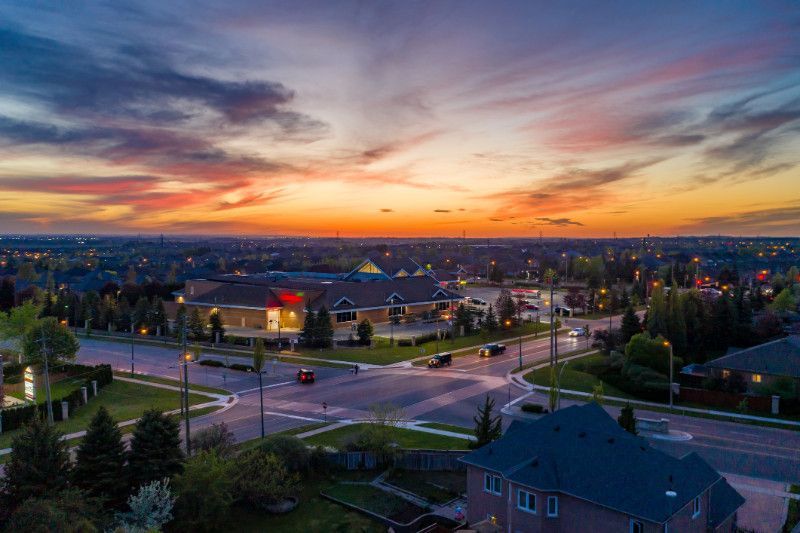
<box><xmin>236</xmin><ymin>381</ymin><xmax>295</xmax><ymax>394</ymax></box>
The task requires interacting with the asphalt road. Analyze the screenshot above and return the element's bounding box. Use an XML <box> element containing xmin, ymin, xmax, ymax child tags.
<box><xmin>75</xmin><ymin>335</ymin><xmax>800</xmax><ymax>484</ymax></box>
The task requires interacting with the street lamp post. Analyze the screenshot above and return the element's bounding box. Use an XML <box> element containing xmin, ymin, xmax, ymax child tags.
<box><xmin>181</xmin><ymin>314</ymin><xmax>191</xmax><ymax>454</ymax></box>
<box><xmin>557</xmin><ymin>361</ymin><xmax>569</xmax><ymax>410</ymax></box>
<box><xmin>518</xmin><ymin>333</ymin><xmax>523</xmax><ymax>371</ymax></box>
<box><xmin>389</xmin><ymin>297</ymin><xmax>395</xmax><ymax>346</ymax></box>
<box><xmin>663</xmin><ymin>340</ymin><xmax>674</xmax><ymax>408</ymax></box>
<box><xmin>130</xmin><ymin>313</ymin><xmax>136</xmax><ymax>377</ymax></box>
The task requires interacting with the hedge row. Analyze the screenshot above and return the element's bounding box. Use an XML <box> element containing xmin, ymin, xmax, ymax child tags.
<box><xmin>1</xmin><ymin>363</ymin><xmax>113</xmax><ymax>433</ymax></box>
<box><xmin>397</xmin><ymin>330</ymin><xmax>451</xmax><ymax>347</ymax></box>
<box><xmin>197</xmin><ymin>359</ymin><xmax>255</xmax><ymax>373</ymax></box>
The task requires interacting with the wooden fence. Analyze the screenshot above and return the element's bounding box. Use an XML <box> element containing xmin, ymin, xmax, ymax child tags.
<box><xmin>679</xmin><ymin>387</ymin><xmax>772</xmax><ymax>412</ymax></box>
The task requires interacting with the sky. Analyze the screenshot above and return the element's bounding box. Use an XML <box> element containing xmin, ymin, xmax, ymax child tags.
<box><xmin>0</xmin><ymin>1</ymin><xmax>799</xmax><ymax>238</ymax></box>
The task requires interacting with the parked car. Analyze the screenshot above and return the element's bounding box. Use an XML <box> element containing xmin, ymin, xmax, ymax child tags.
<box><xmin>554</xmin><ymin>306</ymin><xmax>573</xmax><ymax>316</ymax></box>
<box><xmin>297</xmin><ymin>369</ymin><xmax>315</xmax><ymax>383</ymax></box>
<box><xmin>428</xmin><ymin>352</ymin><xmax>453</xmax><ymax>368</ymax></box>
<box><xmin>479</xmin><ymin>343</ymin><xmax>507</xmax><ymax>357</ymax></box>
<box><xmin>525</xmin><ymin>303</ymin><xmax>540</xmax><ymax>311</ymax></box>
<box><xmin>568</xmin><ymin>327</ymin><xmax>587</xmax><ymax>337</ymax></box>
<box><xmin>466</xmin><ymin>297</ymin><xmax>488</xmax><ymax>306</ymax></box>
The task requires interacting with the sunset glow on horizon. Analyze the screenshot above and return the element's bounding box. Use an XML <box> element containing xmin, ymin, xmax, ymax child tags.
<box><xmin>0</xmin><ymin>2</ymin><xmax>799</xmax><ymax>237</ymax></box>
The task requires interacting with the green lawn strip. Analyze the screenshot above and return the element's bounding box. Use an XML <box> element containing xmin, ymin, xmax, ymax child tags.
<box><xmin>783</xmin><ymin>484</ymin><xmax>800</xmax><ymax>532</ymax></box>
<box><xmin>523</xmin><ymin>356</ymin><xmax>634</xmax><ymax>399</ymax></box>
<box><xmin>555</xmin><ymin>391</ymin><xmax>800</xmax><ymax>431</ymax></box>
<box><xmin>301</xmin><ymin>322</ymin><xmax>552</xmax><ymax>365</ymax></box>
<box><xmin>323</xmin><ymin>483</ymin><xmax>424</xmax><ymax>521</ymax></box>
<box><xmin>113</xmin><ymin>371</ymin><xmax>230</xmax><ymax>395</ymax></box>
<box><xmin>383</xmin><ymin>469</ymin><xmax>465</xmax><ymax>505</ymax></box>
<box><xmin>0</xmin><ymin>380</ymin><xmax>210</xmax><ymax>449</ymax></box>
<box><xmin>303</xmin><ymin>423</ymin><xmax>471</xmax><ymax>450</ymax></box>
<box><xmin>416</xmin><ymin>422</ymin><xmax>472</xmax><ymax>435</ymax></box>
<box><xmin>225</xmin><ymin>476</ymin><xmax>384</xmax><ymax>533</ymax></box>
<box><xmin>234</xmin><ymin>421</ymin><xmax>334</xmax><ymax>453</ymax></box>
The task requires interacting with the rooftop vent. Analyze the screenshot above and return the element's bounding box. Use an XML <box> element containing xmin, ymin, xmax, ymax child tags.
<box><xmin>531</xmin><ymin>459</ymin><xmax>539</xmax><ymax>467</ymax></box>
<box><xmin>578</xmin><ymin>431</ymin><xmax>586</xmax><ymax>438</ymax></box>
<box><xmin>607</xmin><ymin>437</ymin><xmax>615</xmax><ymax>444</ymax></box>
<box><xmin>553</xmin><ymin>425</ymin><xmax>560</xmax><ymax>432</ymax></box>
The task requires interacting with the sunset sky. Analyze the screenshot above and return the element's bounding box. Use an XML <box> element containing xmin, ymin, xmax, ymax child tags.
<box><xmin>0</xmin><ymin>1</ymin><xmax>799</xmax><ymax>237</ymax></box>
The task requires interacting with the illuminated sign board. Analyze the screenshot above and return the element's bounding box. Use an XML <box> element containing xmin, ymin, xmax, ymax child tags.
<box><xmin>24</xmin><ymin>366</ymin><xmax>35</xmax><ymax>402</ymax></box>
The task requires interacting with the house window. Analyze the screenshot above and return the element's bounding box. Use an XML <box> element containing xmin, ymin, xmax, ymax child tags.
<box><xmin>692</xmin><ymin>496</ymin><xmax>701</xmax><ymax>518</ymax></box>
<box><xmin>630</xmin><ymin>519</ymin><xmax>644</xmax><ymax>533</ymax></box>
<box><xmin>517</xmin><ymin>489</ymin><xmax>536</xmax><ymax>513</ymax></box>
<box><xmin>335</xmin><ymin>311</ymin><xmax>357</xmax><ymax>323</ymax></box>
<box><xmin>388</xmin><ymin>305</ymin><xmax>406</xmax><ymax>317</ymax></box>
<box><xmin>483</xmin><ymin>473</ymin><xmax>502</xmax><ymax>496</ymax></box>
<box><xmin>722</xmin><ymin>370</ymin><xmax>730</xmax><ymax>378</ymax></box>
<box><xmin>436</xmin><ymin>301</ymin><xmax>449</xmax><ymax>311</ymax></box>
<box><xmin>751</xmin><ymin>374</ymin><xmax>762</xmax><ymax>383</ymax></box>
<box><xmin>546</xmin><ymin>496</ymin><xmax>558</xmax><ymax>517</ymax></box>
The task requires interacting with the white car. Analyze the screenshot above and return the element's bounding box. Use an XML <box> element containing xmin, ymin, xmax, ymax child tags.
<box><xmin>568</xmin><ymin>327</ymin><xmax>586</xmax><ymax>337</ymax></box>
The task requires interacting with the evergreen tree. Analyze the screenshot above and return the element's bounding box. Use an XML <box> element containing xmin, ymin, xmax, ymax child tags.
<box><xmin>174</xmin><ymin>303</ymin><xmax>187</xmax><ymax>337</ymax></box>
<box><xmin>470</xmin><ymin>395</ymin><xmax>502</xmax><ymax>449</ymax></box>
<box><xmin>0</xmin><ymin>276</ymin><xmax>15</xmax><ymax>311</ymax></box>
<box><xmin>127</xmin><ymin>409</ymin><xmax>184</xmax><ymax>489</ymax></box>
<box><xmin>115</xmin><ymin>297</ymin><xmax>132</xmax><ymax>332</ymax></box>
<box><xmin>208</xmin><ymin>309</ymin><xmax>225</xmax><ymax>341</ymax></box>
<box><xmin>132</xmin><ymin>296</ymin><xmax>150</xmax><ymax>330</ymax></box>
<box><xmin>300</xmin><ymin>301</ymin><xmax>317</xmax><ymax>347</ymax></box>
<box><xmin>187</xmin><ymin>307</ymin><xmax>206</xmax><ymax>341</ymax></box>
<box><xmin>453</xmin><ymin>303</ymin><xmax>474</xmax><ymax>335</ymax></box>
<box><xmin>148</xmin><ymin>296</ymin><xmax>168</xmax><ymax>335</ymax></box>
<box><xmin>666</xmin><ymin>285</ymin><xmax>687</xmax><ymax>356</ymax></box>
<box><xmin>617</xmin><ymin>403</ymin><xmax>637</xmax><ymax>434</ymax></box>
<box><xmin>646</xmin><ymin>284</ymin><xmax>668</xmax><ymax>338</ymax></box>
<box><xmin>709</xmin><ymin>296</ymin><xmax>736</xmax><ymax>351</ymax></box>
<box><xmin>495</xmin><ymin>289</ymin><xmax>517</xmax><ymax>326</ymax></box>
<box><xmin>620</xmin><ymin>287</ymin><xmax>631</xmax><ymax>308</ymax></box>
<box><xmin>73</xmin><ymin>406</ymin><xmax>127</xmax><ymax>506</ymax></box>
<box><xmin>356</xmin><ymin>319</ymin><xmax>373</xmax><ymax>345</ymax></box>
<box><xmin>4</xmin><ymin>487</ymin><xmax>102</xmax><ymax>533</ymax></box>
<box><xmin>620</xmin><ymin>305</ymin><xmax>641</xmax><ymax>344</ymax></box>
<box><xmin>315</xmin><ymin>306</ymin><xmax>334</xmax><ymax>348</ymax></box>
<box><xmin>483</xmin><ymin>304</ymin><xmax>499</xmax><ymax>332</ymax></box>
<box><xmin>3</xmin><ymin>417</ymin><xmax>70</xmax><ymax>507</ymax></box>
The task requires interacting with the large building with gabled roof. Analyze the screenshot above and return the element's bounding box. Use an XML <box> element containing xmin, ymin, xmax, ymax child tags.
<box><xmin>176</xmin><ymin>257</ymin><xmax>462</xmax><ymax>332</ymax></box>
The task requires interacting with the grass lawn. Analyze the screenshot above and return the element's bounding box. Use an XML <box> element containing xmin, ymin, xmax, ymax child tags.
<box><xmin>323</xmin><ymin>483</ymin><xmax>424</xmax><ymax>523</ymax></box>
<box><xmin>384</xmin><ymin>469</ymin><xmax>466</xmax><ymax>504</ymax></box>
<box><xmin>417</xmin><ymin>422</ymin><xmax>472</xmax><ymax>435</ymax></box>
<box><xmin>226</xmin><ymin>476</ymin><xmax>384</xmax><ymax>532</ymax></box>
<box><xmin>304</xmin><ymin>322</ymin><xmax>552</xmax><ymax>366</ymax></box>
<box><xmin>114</xmin><ymin>371</ymin><xmax>230</xmax><ymax>395</ymax></box>
<box><xmin>783</xmin><ymin>485</ymin><xmax>800</xmax><ymax>532</ymax></box>
<box><xmin>235</xmin><ymin>421</ymin><xmax>334</xmax><ymax>453</ymax></box>
<box><xmin>303</xmin><ymin>423</ymin><xmax>471</xmax><ymax>450</ymax></box>
<box><xmin>523</xmin><ymin>354</ymin><xmax>634</xmax><ymax>399</ymax></box>
<box><xmin>0</xmin><ymin>379</ymin><xmax>210</xmax><ymax>449</ymax></box>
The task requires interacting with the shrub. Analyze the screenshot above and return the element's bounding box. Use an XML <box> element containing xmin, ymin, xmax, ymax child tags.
<box><xmin>258</xmin><ymin>434</ymin><xmax>310</xmax><ymax>473</ymax></box>
<box><xmin>193</xmin><ymin>422</ymin><xmax>236</xmax><ymax>458</ymax></box>
<box><xmin>520</xmin><ymin>403</ymin><xmax>545</xmax><ymax>413</ymax></box>
<box><xmin>173</xmin><ymin>451</ymin><xmax>233</xmax><ymax>532</ymax></box>
<box><xmin>198</xmin><ymin>359</ymin><xmax>225</xmax><ymax>368</ymax></box>
<box><xmin>233</xmin><ymin>451</ymin><xmax>300</xmax><ymax>506</ymax></box>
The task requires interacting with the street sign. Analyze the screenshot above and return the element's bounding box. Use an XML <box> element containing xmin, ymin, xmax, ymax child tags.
<box><xmin>24</xmin><ymin>366</ymin><xmax>35</xmax><ymax>402</ymax></box>
<box><xmin>322</xmin><ymin>401</ymin><xmax>328</xmax><ymax>422</ymax></box>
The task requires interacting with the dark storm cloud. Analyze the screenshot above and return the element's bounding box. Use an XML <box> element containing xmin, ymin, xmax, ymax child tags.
<box><xmin>533</xmin><ymin>217</ymin><xmax>584</xmax><ymax>227</ymax></box>
<box><xmin>0</xmin><ymin>27</ymin><xmax>316</xmax><ymax>127</ymax></box>
<box><xmin>433</xmin><ymin>209</ymin><xmax>451</xmax><ymax>213</ymax></box>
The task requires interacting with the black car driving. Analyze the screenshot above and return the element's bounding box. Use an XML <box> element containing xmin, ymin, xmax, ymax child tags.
<box><xmin>427</xmin><ymin>352</ymin><xmax>453</xmax><ymax>368</ymax></box>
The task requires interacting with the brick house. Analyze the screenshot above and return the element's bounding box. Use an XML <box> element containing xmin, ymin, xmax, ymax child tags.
<box><xmin>705</xmin><ymin>335</ymin><xmax>800</xmax><ymax>394</ymax></box>
<box><xmin>459</xmin><ymin>403</ymin><xmax>743</xmax><ymax>532</ymax></box>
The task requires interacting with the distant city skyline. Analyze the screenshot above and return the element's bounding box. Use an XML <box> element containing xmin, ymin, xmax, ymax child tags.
<box><xmin>0</xmin><ymin>2</ymin><xmax>798</xmax><ymax>237</ymax></box>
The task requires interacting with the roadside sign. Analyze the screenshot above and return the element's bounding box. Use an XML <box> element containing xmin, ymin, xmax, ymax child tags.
<box><xmin>24</xmin><ymin>366</ymin><xmax>35</xmax><ymax>402</ymax></box>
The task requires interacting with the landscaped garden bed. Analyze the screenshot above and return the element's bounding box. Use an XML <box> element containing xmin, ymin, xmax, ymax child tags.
<box><xmin>383</xmin><ymin>468</ymin><xmax>466</xmax><ymax>504</ymax></box>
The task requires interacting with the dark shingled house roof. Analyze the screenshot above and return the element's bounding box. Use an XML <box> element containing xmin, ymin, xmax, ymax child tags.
<box><xmin>706</xmin><ymin>336</ymin><xmax>800</xmax><ymax>378</ymax></box>
<box><xmin>460</xmin><ymin>403</ymin><xmax>743</xmax><ymax>527</ymax></box>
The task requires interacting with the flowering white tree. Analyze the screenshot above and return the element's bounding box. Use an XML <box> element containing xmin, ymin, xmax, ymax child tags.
<box><xmin>116</xmin><ymin>478</ymin><xmax>175</xmax><ymax>532</ymax></box>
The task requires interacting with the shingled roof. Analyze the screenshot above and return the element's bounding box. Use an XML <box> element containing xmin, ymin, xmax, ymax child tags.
<box><xmin>706</xmin><ymin>335</ymin><xmax>800</xmax><ymax>378</ymax></box>
<box><xmin>460</xmin><ymin>403</ymin><xmax>743</xmax><ymax>526</ymax></box>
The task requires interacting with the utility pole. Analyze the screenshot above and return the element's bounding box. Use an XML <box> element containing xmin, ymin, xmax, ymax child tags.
<box><xmin>518</xmin><ymin>333</ymin><xmax>523</xmax><ymax>371</ymax></box>
<box><xmin>38</xmin><ymin>335</ymin><xmax>55</xmax><ymax>425</ymax></box>
<box><xmin>181</xmin><ymin>314</ymin><xmax>191</xmax><ymax>454</ymax></box>
<box><xmin>130</xmin><ymin>313</ymin><xmax>136</xmax><ymax>377</ymax></box>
